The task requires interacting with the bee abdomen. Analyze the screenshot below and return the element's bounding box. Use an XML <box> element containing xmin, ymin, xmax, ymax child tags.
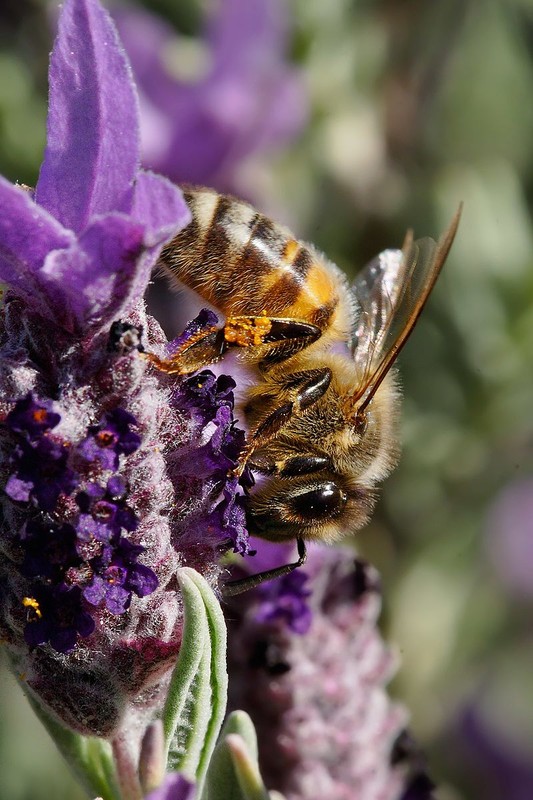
<box><xmin>159</xmin><ymin>187</ymin><xmax>342</xmax><ymax>333</ymax></box>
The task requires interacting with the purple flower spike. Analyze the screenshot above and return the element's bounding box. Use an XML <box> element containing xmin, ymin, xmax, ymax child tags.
<box><xmin>255</xmin><ymin>569</ymin><xmax>313</xmax><ymax>635</ymax></box>
<box><xmin>0</xmin><ymin>0</ymin><xmax>250</xmax><ymax>753</ymax></box>
<box><xmin>226</xmin><ymin>544</ymin><xmax>429</xmax><ymax>800</ymax></box>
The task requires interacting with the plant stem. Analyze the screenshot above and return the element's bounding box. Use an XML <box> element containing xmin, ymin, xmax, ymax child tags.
<box><xmin>112</xmin><ymin>734</ymin><xmax>143</xmax><ymax>800</ymax></box>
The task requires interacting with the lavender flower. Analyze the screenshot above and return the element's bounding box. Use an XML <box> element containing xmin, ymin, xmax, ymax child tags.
<box><xmin>226</xmin><ymin>542</ymin><xmax>435</xmax><ymax>800</ymax></box>
<box><xmin>113</xmin><ymin>0</ymin><xmax>308</xmax><ymax>195</ymax></box>
<box><xmin>0</xmin><ymin>0</ymin><xmax>249</xmax><ymax>760</ymax></box>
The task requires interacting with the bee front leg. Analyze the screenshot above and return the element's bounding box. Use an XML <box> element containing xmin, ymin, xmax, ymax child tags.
<box><xmin>145</xmin><ymin>315</ymin><xmax>322</xmax><ymax>375</ymax></box>
<box><xmin>145</xmin><ymin>326</ymin><xmax>228</xmax><ymax>375</ymax></box>
<box><xmin>225</xmin><ymin>316</ymin><xmax>322</xmax><ymax>365</ymax></box>
<box><xmin>223</xmin><ymin>537</ymin><xmax>307</xmax><ymax>596</ymax></box>
<box><xmin>234</xmin><ymin>367</ymin><xmax>332</xmax><ymax>474</ymax></box>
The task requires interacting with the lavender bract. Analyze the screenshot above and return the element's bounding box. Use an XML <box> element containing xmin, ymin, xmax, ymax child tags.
<box><xmin>0</xmin><ymin>0</ymin><xmax>249</xmax><ymax>748</ymax></box>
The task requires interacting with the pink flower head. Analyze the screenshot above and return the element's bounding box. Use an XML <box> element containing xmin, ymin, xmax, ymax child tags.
<box><xmin>226</xmin><ymin>542</ymin><xmax>435</xmax><ymax>799</ymax></box>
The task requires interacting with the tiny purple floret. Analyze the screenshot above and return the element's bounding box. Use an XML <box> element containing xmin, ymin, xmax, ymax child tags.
<box><xmin>145</xmin><ymin>773</ymin><xmax>196</xmax><ymax>800</ymax></box>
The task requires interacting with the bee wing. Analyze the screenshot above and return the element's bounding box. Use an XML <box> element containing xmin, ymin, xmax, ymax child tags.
<box><xmin>350</xmin><ymin>206</ymin><xmax>462</xmax><ymax>410</ymax></box>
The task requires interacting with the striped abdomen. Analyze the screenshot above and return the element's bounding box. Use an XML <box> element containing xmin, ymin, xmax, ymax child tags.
<box><xmin>158</xmin><ymin>187</ymin><xmax>348</xmax><ymax>334</ymax></box>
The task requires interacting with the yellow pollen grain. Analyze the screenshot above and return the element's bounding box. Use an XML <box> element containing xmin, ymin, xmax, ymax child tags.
<box><xmin>22</xmin><ymin>597</ymin><xmax>42</xmax><ymax>618</ymax></box>
<box><xmin>225</xmin><ymin>316</ymin><xmax>272</xmax><ymax>347</ymax></box>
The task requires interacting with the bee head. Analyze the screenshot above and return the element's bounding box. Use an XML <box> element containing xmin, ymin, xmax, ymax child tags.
<box><xmin>245</xmin><ymin>470</ymin><xmax>376</xmax><ymax>544</ymax></box>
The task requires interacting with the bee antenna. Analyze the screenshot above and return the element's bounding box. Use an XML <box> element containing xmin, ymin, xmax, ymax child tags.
<box><xmin>222</xmin><ymin>537</ymin><xmax>307</xmax><ymax>597</ymax></box>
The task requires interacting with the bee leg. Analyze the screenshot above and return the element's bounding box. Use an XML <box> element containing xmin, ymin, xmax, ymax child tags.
<box><xmin>248</xmin><ymin>453</ymin><xmax>330</xmax><ymax>476</ymax></box>
<box><xmin>225</xmin><ymin>316</ymin><xmax>322</xmax><ymax>364</ymax></box>
<box><xmin>146</xmin><ymin>316</ymin><xmax>321</xmax><ymax>375</ymax></box>
<box><xmin>223</xmin><ymin>537</ymin><xmax>307</xmax><ymax>596</ymax></box>
<box><xmin>235</xmin><ymin>368</ymin><xmax>332</xmax><ymax>473</ymax></box>
<box><xmin>277</xmin><ymin>454</ymin><xmax>330</xmax><ymax>476</ymax></box>
<box><xmin>143</xmin><ymin>324</ymin><xmax>227</xmax><ymax>375</ymax></box>
<box><xmin>259</xmin><ymin>319</ymin><xmax>324</xmax><ymax>366</ymax></box>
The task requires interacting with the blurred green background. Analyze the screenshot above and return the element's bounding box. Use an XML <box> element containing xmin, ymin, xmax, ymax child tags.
<box><xmin>2</xmin><ymin>0</ymin><xmax>533</xmax><ymax>797</ymax></box>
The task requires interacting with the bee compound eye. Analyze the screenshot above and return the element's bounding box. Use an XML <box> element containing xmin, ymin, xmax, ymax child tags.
<box><xmin>290</xmin><ymin>482</ymin><xmax>347</xmax><ymax>520</ymax></box>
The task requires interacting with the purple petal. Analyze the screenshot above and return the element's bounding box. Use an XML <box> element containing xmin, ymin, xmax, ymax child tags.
<box><xmin>5</xmin><ymin>393</ymin><xmax>61</xmax><ymax>438</ymax></box>
<box><xmin>243</xmin><ymin>538</ymin><xmax>295</xmax><ymax>573</ymax></box>
<box><xmin>76</xmin><ymin>514</ymin><xmax>113</xmax><ymax>544</ymax></box>
<box><xmin>145</xmin><ymin>773</ymin><xmax>196</xmax><ymax>800</ymax></box>
<box><xmin>0</xmin><ymin>177</ymin><xmax>74</xmax><ymax>316</ymax></box>
<box><xmin>40</xmin><ymin>214</ymin><xmax>146</xmax><ymax>331</ymax></box>
<box><xmin>83</xmin><ymin>576</ymin><xmax>106</xmax><ymax>606</ymax></box>
<box><xmin>4</xmin><ymin>475</ymin><xmax>33</xmax><ymax>503</ymax></box>
<box><xmin>78</xmin><ymin>436</ymin><xmax>118</xmax><ymax>470</ymax></box>
<box><xmin>131</xmin><ymin>171</ymin><xmax>191</xmax><ymax>246</ymax></box>
<box><xmin>107</xmin><ymin>475</ymin><xmax>128</xmax><ymax>499</ymax></box>
<box><xmin>166</xmin><ymin>309</ymin><xmax>220</xmax><ymax>357</ymax></box>
<box><xmin>112</xmin><ymin>0</ymin><xmax>307</xmax><ymax>191</ymax></box>
<box><xmin>75</xmin><ymin>608</ymin><xmax>97</xmax><ymax>638</ymax></box>
<box><xmin>126</xmin><ymin>563</ymin><xmax>159</xmax><ymax>597</ymax></box>
<box><xmin>35</xmin><ymin>0</ymin><xmax>140</xmax><ymax>232</ymax></box>
<box><xmin>104</xmin><ymin>582</ymin><xmax>131</xmax><ymax>615</ymax></box>
<box><xmin>50</xmin><ymin>627</ymin><xmax>81</xmax><ymax>654</ymax></box>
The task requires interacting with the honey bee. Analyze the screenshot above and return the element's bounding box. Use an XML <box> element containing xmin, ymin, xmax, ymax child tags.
<box><xmin>150</xmin><ymin>188</ymin><xmax>461</xmax><ymax>592</ymax></box>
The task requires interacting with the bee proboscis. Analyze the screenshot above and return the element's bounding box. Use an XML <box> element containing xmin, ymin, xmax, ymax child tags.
<box><xmin>150</xmin><ymin>187</ymin><xmax>461</xmax><ymax>592</ymax></box>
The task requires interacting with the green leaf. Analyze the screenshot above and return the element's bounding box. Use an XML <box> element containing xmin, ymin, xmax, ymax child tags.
<box><xmin>162</xmin><ymin>567</ymin><xmax>228</xmax><ymax>795</ymax></box>
<box><xmin>226</xmin><ymin>735</ymin><xmax>270</xmax><ymax>800</ymax></box>
<box><xmin>217</xmin><ymin>711</ymin><xmax>259</xmax><ymax>762</ymax></box>
<box><xmin>201</xmin><ymin>720</ymin><xmax>270</xmax><ymax>800</ymax></box>
<box><xmin>26</xmin><ymin>692</ymin><xmax>120</xmax><ymax>800</ymax></box>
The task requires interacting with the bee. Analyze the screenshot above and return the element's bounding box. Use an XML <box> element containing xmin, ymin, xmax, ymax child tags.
<box><xmin>149</xmin><ymin>188</ymin><xmax>461</xmax><ymax>592</ymax></box>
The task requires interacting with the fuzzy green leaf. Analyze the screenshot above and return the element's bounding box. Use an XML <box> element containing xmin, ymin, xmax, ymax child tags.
<box><xmin>218</xmin><ymin>711</ymin><xmax>259</xmax><ymax>762</ymax></box>
<box><xmin>162</xmin><ymin>567</ymin><xmax>228</xmax><ymax>794</ymax></box>
<box><xmin>201</xmin><ymin>724</ymin><xmax>270</xmax><ymax>800</ymax></box>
